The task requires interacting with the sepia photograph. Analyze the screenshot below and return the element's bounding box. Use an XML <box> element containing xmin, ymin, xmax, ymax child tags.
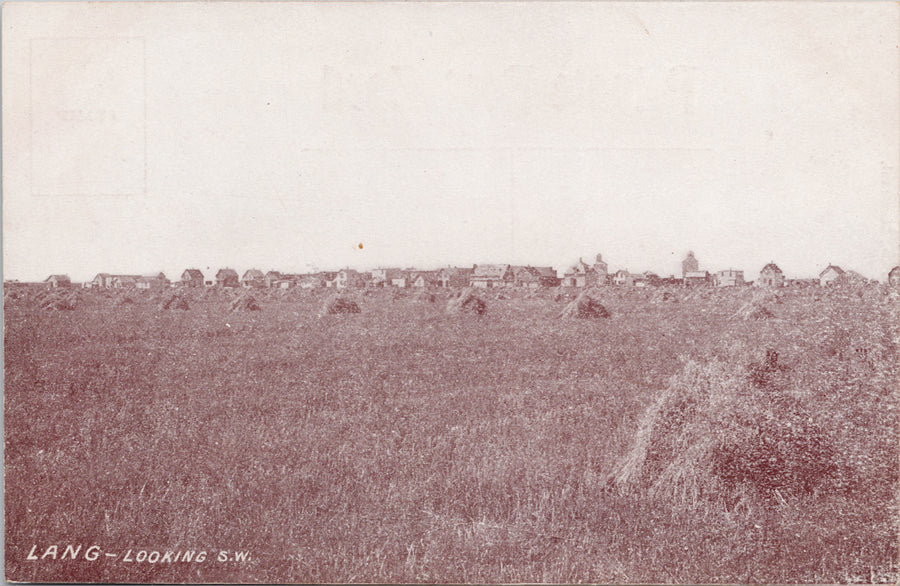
<box><xmin>3</xmin><ymin>2</ymin><xmax>899</xmax><ymax>583</ymax></box>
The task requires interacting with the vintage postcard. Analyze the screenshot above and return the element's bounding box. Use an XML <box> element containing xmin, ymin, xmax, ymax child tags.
<box><xmin>3</xmin><ymin>2</ymin><xmax>898</xmax><ymax>583</ymax></box>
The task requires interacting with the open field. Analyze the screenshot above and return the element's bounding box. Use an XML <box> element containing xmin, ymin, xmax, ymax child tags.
<box><xmin>5</xmin><ymin>284</ymin><xmax>899</xmax><ymax>583</ymax></box>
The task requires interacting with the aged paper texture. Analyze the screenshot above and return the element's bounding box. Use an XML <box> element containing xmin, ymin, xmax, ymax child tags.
<box><xmin>4</xmin><ymin>2</ymin><xmax>899</xmax><ymax>583</ymax></box>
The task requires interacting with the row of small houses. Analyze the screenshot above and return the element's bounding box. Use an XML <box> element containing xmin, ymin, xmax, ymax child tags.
<box><xmin>41</xmin><ymin>255</ymin><xmax>900</xmax><ymax>291</ymax></box>
<box><xmin>59</xmin><ymin>266</ymin><xmax>558</xmax><ymax>290</ymax></box>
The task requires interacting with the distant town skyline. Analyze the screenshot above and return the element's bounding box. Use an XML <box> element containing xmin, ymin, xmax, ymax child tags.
<box><xmin>22</xmin><ymin>252</ymin><xmax>898</xmax><ymax>285</ymax></box>
<box><xmin>4</xmin><ymin>3</ymin><xmax>898</xmax><ymax>283</ymax></box>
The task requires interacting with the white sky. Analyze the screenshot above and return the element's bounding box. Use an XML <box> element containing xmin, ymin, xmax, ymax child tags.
<box><xmin>3</xmin><ymin>2</ymin><xmax>898</xmax><ymax>282</ymax></box>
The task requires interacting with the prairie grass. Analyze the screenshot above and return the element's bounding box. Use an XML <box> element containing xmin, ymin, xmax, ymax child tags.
<box><xmin>4</xmin><ymin>285</ymin><xmax>898</xmax><ymax>583</ymax></box>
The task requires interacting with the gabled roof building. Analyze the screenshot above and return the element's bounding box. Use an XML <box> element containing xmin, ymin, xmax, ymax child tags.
<box><xmin>181</xmin><ymin>269</ymin><xmax>205</xmax><ymax>287</ymax></box>
<box><xmin>216</xmin><ymin>268</ymin><xmax>240</xmax><ymax>288</ymax></box>
<box><xmin>438</xmin><ymin>267</ymin><xmax>475</xmax><ymax>288</ymax></box>
<box><xmin>758</xmin><ymin>262</ymin><xmax>785</xmax><ymax>288</ymax></box>
<box><xmin>819</xmin><ymin>264</ymin><xmax>844</xmax><ymax>287</ymax></box>
<box><xmin>469</xmin><ymin>264</ymin><xmax>514</xmax><ymax>288</ymax></box>
<box><xmin>45</xmin><ymin>274</ymin><xmax>72</xmax><ymax>288</ymax></box>
<box><xmin>562</xmin><ymin>254</ymin><xmax>608</xmax><ymax>287</ymax></box>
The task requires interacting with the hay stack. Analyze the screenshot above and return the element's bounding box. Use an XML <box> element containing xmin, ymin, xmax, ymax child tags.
<box><xmin>158</xmin><ymin>293</ymin><xmax>189</xmax><ymax>310</ymax></box>
<box><xmin>835</xmin><ymin>270</ymin><xmax>869</xmax><ymax>288</ymax></box>
<box><xmin>446</xmin><ymin>287</ymin><xmax>486</xmax><ymax>315</ymax></box>
<box><xmin>748</xmin><ymin>289</ymin><xmax>782</xmax><ymax>306</ymax></box>
<box><xmin>659</xmin><ymin>290</ymin><xmax>678</xmax><ymax>303</ymax></box>
<box><xmin>230</xmin><ymin>294</ymin><xmax>261</xmax><ymax>312</ymax></box>
<box><xmin>735</xmin><ymin>301</ymin><xmax>774</xmax><ymax>320</ymax></box>
<box><xmin>224</xmin><ymin>288</ymin><xmax>243</xmax><ymax>301</ymax></box>
<box><xmin>41</xmin><ymin>293</ymin><xmax>77</xmax><ymax>311</ymax></box>
<box><xmin>609</xmin><ymin>353</ymin><xmax>840</xmax><ymax>505</ymax></box>
<box><xmin>558</xmin><ymin>292</ymin><xmax>610</xmax><ymax>319</ymax></box>
<box><xmin>35</xmin><ymin>290</ymin><xmax>54</xmax><ymax>304</ymax></box>
<box><xmin>414</xmin><ymin>289</ymin><xmax>436</xmax><ymax>303</ymax></box>
<box><xmin>320</xmin><ymin>294</ymin><xmax>360</xmax><ymax>316</ymax></box>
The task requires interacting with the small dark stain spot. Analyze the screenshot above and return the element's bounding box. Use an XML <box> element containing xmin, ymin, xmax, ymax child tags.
<box><xmin>358</xmin><ymin>243</ymin><xmax>364</xmax><ymax>250</ymax></box>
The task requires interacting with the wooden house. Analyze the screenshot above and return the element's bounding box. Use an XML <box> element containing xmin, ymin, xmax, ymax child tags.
<box><xmin>391</xmin><ymin>273</ymin><xmax>411</xmax><ymax>288</ymax></box>
<box><xmin>469</xmin><ymin>264</ymin><xmax>513</xmax><ymax>288</ymax></box>
<box><xmin>335</xmin><ymin>269</ymin><xmax>366</xmax><ymax>289</ymax></box>
<box><xmin>533</xmin><ymin>267</ymin><xmax>560</xmax><ymax>288</ymax></box>
<box><xmin>612</xmin><ymin>269</ymin><xmax>635</xmax><ymax>287</ymax></box>
<box><xmin>94</xmin><ymin>273</ymin><xmax>138</xmax><ymax>288</ymax></box>
<box><xmin>642</xmin><ymin>272</ymin><xmax>662</xmax><ymax>287</ymax></box>
<box><xmin>412</xmin><ymin>271</ymin><xmax>441</xmax><ymax>288</ymax></box>
<box><xmin>384</xmin><ymin>269</ymin><xmax>417</xmax><ymax>288</ymax></box>
<box><xmin>714</xmin><ymin>269</ymin><xmax>745</xmax><ymax>287</ymax></box>
<box><xmin>270</xmin><ymin>273</ymin><xmax>302</xmax><ymax>289</ymax></box>
<box><xmin>562</xmin><ymin>255</ymin><xmax>607</xmax><ymax>288</ymax></box>
<box><xmin>438</xmin><ymin>267</ymin><xmax>475</xmax><ymax>288</ymax></box>
<box><xmin>298</xmin><ymin>276</ymin><xmax>325</xmax><ymax>289</ymax></box>
<box><xmin>135</xmin><ymin>273</ymin><xmax>169</xmax><ymax>290</ymax></box>
<box><xmin>241</xmin><ymin>269</ymin><xmax>265</xmax><ymax>288</ymax></box>
<box><xmin>661</xmin><ymin>276</ymin><xmax>683</xmax><ymax>287</ymax></box>
<box><xmin>180</xmin><ymin>269</ymin><xmax>204</xmax><ymax>288</ymax></box>
<box><xmin>216</xmin><ymin>268</ymin><xmax>240</xmax><ymax>288</ymax></box>
<box><xmin>92</xmin><ymin>273</ymin><xmax>114</xmax><ymax>288</ymax></box>
<box><xmin>318</xmin><ymin>272</ymin><xmax>338</xmax><ymax>288</ymax></box>
<box><xmin>610</xmin><ymin>270</ymin><xmax>649</xmax><ymax>287</ymax></box>
<box><xmin>512</xmin><ymin>266</ymin><xmax>559</xmax><ymax>288</ymax></box>
<box><xmin>758</xmin><ymin>263</ymin><xmax>785</xmax><ymax>288</ymax></box>
<box><xmin>264</xmin><ymin>271</ymin><xmax>282</xmax><ymax>288</ymax></box>
<box><xmin>683</xmin><ymin>271</ymin><xmax>711</xmax><ymax>287</ymax></box>
<box><xmin>45</xmin><ymin>274</ymin><xmax>71</xmax><ymax>289</ymax></box>
<box><xmin>371</xmin><ymin>268</ymin><xmax>403</xmax><ymax>287</ymax></box>
<box><xmin>819</xmin><ymin>265</ymin><xmax>844</xmax><ymax>287</ymax></box>
<box><xmin>112</xmin><ymin>275</ymin><xmax>141</xmax><ymax>289</ymax></box>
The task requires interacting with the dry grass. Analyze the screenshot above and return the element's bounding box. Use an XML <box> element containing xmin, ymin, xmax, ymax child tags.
<box><xmin>4</xmin><ymin>283</ymin><xmax>897</xmax><ymax>583</ymax></box>
<box><xmin>39</xmin><ymin>291</ymin><xmax>78</xmax><ymax>311</ymax></box>
<box><xmin>413</xmin><ymin>290</ymin><xmax>436</xmax><ymax>304</ymax></box>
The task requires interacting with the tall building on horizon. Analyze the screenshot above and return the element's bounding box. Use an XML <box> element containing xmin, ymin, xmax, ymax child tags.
<box><xmin>682</xmin><ymin>251</ymin><xmax>699</xmax><ymax>278</ymax></box>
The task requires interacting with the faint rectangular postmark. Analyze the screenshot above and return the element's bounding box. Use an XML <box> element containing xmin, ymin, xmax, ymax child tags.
<box><xmin>30</xmin><ymin>37</ymin><xmax>145</xmax><ymax>196</ymax></box>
